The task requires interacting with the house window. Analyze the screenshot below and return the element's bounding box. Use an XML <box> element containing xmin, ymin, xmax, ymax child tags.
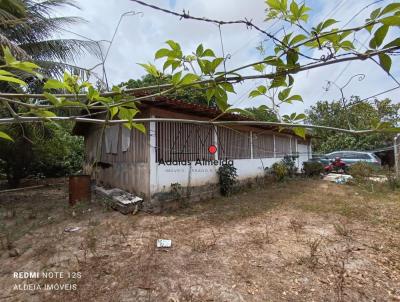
<box><xmin>275</xmin><ymin>135</ymin><xmax>291</xmax><ymax>157</ymax></box>
<box><xmin>156</xmin><ymin>122</ymin><xmax>214</xmax><ymax>162</ymax></box>
<box><xmin>253</xmin><ymin>133</ymin><xmax>274</xmax><ymax>158</ymax></box>
<box><xmin>217</xmin><ymin>127</ymin><xmax>251</xmax><ymax>159</ymax></box>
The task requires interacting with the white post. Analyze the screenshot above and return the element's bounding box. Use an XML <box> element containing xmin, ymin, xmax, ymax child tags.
<box><xmin>149</xmin><ymin>118</ymin><xmax>157</xmax><ymax>197</ymax></box>
<box><xmin>213</xmin><ymin>126</ymin><xmax>219</xmax><ymax>160</ymax></box>
<box><xmin>273</xmin><ymin>134</ymin><xmax>276</xmax><ymax>158</ymax></box>
<box><xmin>250</xmin><ymin>131</ymin><xmax>253</xmax><ymax>159</ymax></box>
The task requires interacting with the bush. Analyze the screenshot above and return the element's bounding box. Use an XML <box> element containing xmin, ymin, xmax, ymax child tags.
<box><xmin>303</xmin><ymin>161</ymin><xmax>324</xmax><ymax>177</ymax></box>
<box><xmin>271</xmin><ymin>162</ymin><xmax>288</xmax><ymax>181</ymax></box>
<box><xmin>282</xmin><ymin>155</ymin><xmax>297</xmax><ymax>177</ymax></box>
<box><xmin>218</xmin><ymin>164</ymin><xmax>238</xmax><ymax>196</ymax></box>
<box><xmin>348</xmin><ymin>162</ymin><xmax>376</xmax><ymax>179</ymax></box>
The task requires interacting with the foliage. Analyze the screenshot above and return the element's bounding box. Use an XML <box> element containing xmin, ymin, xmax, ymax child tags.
<box><xmin>138</xmin><ymin>0</ymin><xmax>400</xmax><ymax>136</ymax></box>
<box><xmin>306</xmin><ymin>98</ymin><xmax>400</xmax><ymax>154</ymax></box>
<box><xmin>0</xmin><ymin>0</ymin><xmax>99</xmax><ymax>77</ymax></box>
<box><xmin>0</xmin><ymin>122</ymin><xmax>83</xmax><ymax>186</ymax></box>
<box><xmin>282</xmin><ymin>155</ymin><xmax>297</xmax><ymax>177</ymax></box>
<box><xmin>348</xmin><ymin>162</ymin><xmax>376</xmax><ymax>179</ymax></box>
<box><xmin>244</xmin><ymin>106</ymin><xmax>278</xmax><ymax>122</ymax></box>
<box><xmin>30</xmin><ymin>123</ymin><xmax>84</xmax><ymax>177</ymax></box>
<box><xmin>119</xmin><ymin>74</ymin><xmax>217</xmax><ymax>107</ymax></box>
<box><xmin>271</xmin><ymin>161</ymin><xmax>288</xmax><ymax>181</ymax></box>
<box><xmin>218</xmin><ymin>164</ymin><xmax>238</xmax><ymax>196</ymax></box>
<box><xmin>303</xmin><ymin>161</ymin><xmax>324</xmax><ymax>177</ymax></box>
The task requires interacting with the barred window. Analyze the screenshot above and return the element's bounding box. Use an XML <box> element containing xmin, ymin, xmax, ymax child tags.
<box><xmin>253</xmin><ymin>133</ymin><xmax>274</xmax><ymax>158</ymax></box>
<box><xmin>156</xmin><ymin>122</ymin><xmax>214</xmax><ymax>162</ymax></box>
<box><xmin>275</xmin><ymin>135</ymin><xmax>291</xmax><ymax>157</ymax></box>
<box><xmin>217</xmin><ymin>127</ymin><xmax>251</xmax><ymax>159</ymax></box>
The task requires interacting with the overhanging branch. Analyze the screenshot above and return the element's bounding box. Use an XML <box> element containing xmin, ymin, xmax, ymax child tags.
<box><xmin>0</xmin><ymin>116</ymin><xmax>396</xmax><ymax>135</ymax></box>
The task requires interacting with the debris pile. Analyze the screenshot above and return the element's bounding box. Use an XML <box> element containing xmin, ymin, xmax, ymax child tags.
<box><xmin>94</xmin><ymin>186</ymin><xmax>143</xmax><ymax>215</ymax></box>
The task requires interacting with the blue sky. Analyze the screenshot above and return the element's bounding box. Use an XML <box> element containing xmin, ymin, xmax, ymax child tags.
<box><xmin>55</xmin><ymin>0</ymin><xmax>400</xmax><ymax>115</ymax></box>
<box><xmin>169</xmin><ymin>0</ymin><xmax>177</xmax><ymax>8</ymax></box>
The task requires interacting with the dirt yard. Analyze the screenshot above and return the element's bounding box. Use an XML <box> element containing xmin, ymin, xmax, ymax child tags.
<box><xmin>0</xmin><ymin>179</ymin><xmax>399</xmax><ymax>302</ymax></box>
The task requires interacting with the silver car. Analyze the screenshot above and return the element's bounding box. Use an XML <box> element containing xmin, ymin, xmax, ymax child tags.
<box><xmin>320</xmin><ymin>151</ymin><xmax>381</xmax><ymax>167</ymax></box>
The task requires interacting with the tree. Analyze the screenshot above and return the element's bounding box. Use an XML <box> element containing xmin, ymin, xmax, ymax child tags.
<box><xmin>120</xmin><ymin>74</ymin><xmax>217</xmax><ymax>107</ymax></box>
<box><xmin>0</xmin><ymin>0</ymin><xmax>99</xmax><ymax>77</ymax></box>
<box><xmin>306</xmin><ymin>98</ymin><xmax>400</xmax><ymax>154</ymax></box>
<box><xmin>0</xmin><ymin>0</ymin><xmax>97</xmax><ymax>187</ymax></box>
<box><xmin>0</xmin><ymin>1</ymin><xmax>399</xmax><ymax>149</ymax></box>
<box><xmin>244</xmin><ymin>106</ymin><xmax>278</xmax><ymax>122</ymax></box>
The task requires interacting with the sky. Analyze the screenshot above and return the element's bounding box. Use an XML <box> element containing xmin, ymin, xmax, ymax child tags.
<box><xmin>55</xmin><ymin>0</ymin><xmax>400</xmax><ymax>115</ymax></box>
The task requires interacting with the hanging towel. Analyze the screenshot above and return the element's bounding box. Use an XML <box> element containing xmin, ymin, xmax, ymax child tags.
<box><xmin>121</xmin><ymin>126</ymin><xmax>131</xmax><ymax>152</ymax></box>
<box><xmin>105</xmin><ymin>125</ymin><xmax>119</xmax><ymax>154</ymax></box>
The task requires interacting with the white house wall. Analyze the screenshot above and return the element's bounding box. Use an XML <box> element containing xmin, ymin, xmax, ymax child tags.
<box><xmin>148</xmin><ymin>121</ymin><xmax>312</xmax><ymax>196</ymax></box>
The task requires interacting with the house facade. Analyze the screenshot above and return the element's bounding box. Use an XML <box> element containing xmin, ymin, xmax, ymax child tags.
<box><xmin>74</xmin><ymin>98</ymin><xmax>312</xmax><ymax>211</ymax></box>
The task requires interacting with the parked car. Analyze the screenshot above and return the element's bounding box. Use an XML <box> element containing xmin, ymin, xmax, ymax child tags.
<box><xmin>319</xmin><ymin>151</ymin><xmax>381</xmax><ymax>167</ymax></box>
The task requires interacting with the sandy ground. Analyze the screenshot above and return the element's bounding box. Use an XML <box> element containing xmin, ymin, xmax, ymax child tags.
<box><xmin>0</xmin><ymin>179</ymin><xmax>399</xmax><ymax>302</ymax></box>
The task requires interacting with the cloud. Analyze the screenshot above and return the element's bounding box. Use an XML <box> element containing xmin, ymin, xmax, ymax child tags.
<box><xmin>54</xmin><ymin>0</ymin><xmax>399</xmax><ymax>115</ymax></box>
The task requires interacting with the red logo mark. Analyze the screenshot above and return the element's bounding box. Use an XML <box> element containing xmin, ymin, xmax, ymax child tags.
<box><xmin>208</xmin><ymin>145</ymin><xmax>217</xmax><ymax>154</ymax></box>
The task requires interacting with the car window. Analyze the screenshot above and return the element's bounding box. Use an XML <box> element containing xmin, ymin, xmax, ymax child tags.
<box><xmin>328</xmin><ymin>152</ymin><xmax>342</xmax><ymax>158</ymax></box>
<box><xmin>343</xmin><ymin>153</ymin><xmax>370</xmax><ymax>159</ymax></box>
<box><xmin>342</xmin><ymin>153</ymin><xmax>357</xmax><ymax>159</ymax></box>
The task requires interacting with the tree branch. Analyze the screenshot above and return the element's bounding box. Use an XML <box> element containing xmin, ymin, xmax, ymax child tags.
<box><xmin>0</xmin><ymin>116</ymin><xmax>393</xmax><ymax>135</ymax></box>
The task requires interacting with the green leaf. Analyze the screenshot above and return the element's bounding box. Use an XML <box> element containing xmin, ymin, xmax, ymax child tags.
<box><xmin>110</xmin><ymin>107</ymin><xmax>118</xmax><ymax>119</ymax></box>
<box><xmin>287</xmin><ymin>50</ymin><xmax>299</xmax><ymax>66</ymax></box>
<box><xmin>138</xmin><ymin>63</ymin><xmax>161</xmax><ymax>77</ymax></box>
<box><xmin>9</xmin><ymin>61</ymin><xmax>40</xmax><ymax>73</ymax></box>
<box><xmin>370</xmin><ymin>8</ymin><xmax>381</xmax><ymax>20</ymax></box>
<box><xmin>293</xmin><ymin>127</ymin><xmax>306</xmax><ymax>139</ymax></box>
<box><xmin>294</xmin><ymin>113</ymin><xmax>306</xmax><ymax>120</ymax></box>
<box><xmin>383</xmin><ymin>37</ymin><xmax>400</xmax><ymax>49</ymax></box>
<box><xmin>44</xmin><ymin>79</ymin><xmax>67</xmax><ymax>90</ymax></box>
<box><xmin>118</xmin><ymin>107</ymin><xmax>139</xmax><ymax>122</ymax></box>
<box><xmin>214</xmin><ymin>86</ymin><xmax>228</xmax><ymax>111</ymax></box>
<box><xmin>369</xmin><ymin>25</ymin><xmax>389</xmax><ymax>49</ymax></box>
<box><xmin>270</xmin><ymin>76</ymin><xmax>287</xmax><ymax>89</ymax></box>
<box><xmin>290</xmin><ymin>34</ymin><xmax>307</xmax><ymax>45</ymax></box>
<box><xmin>380</xmin><ymin>3</ymin><xmax>400</xmax><ymax>16</ymax></box>
<box><xmin>249</xmin><ymin>90</ymin><xmax>262</xmax><ymax>98</ymax></box>
<box><xmin>340</xmin><ymin>40</ymin><xmax>355</xmax><ymax>50</ymax></box>
<box><xmin>171</xmin><ymin>71</ymin><xmax>182</xmax><ymax>85</ymax></box>
<box><xmin>379</xmin><ymin>16</ymin><xmax>400</xmax><ymax>26</ymax></box>
<box><xmin>266</xmin><ymin>0</ymin><xmax>281</xmax><ymax>10</ymax></box>
<box><xmin>0</xmin><ymin>75</ymin><xmax>26</xmax><ymax>86</ymax></box>
<box><xmin>132</xmin><ymin>122</ymin><xmax>146</xmax><ymax>133</ymax></box>
<box><xmin>155</xmin><ymin>48</ymin><xmax>171</xmax><ymax>59</ymax></box>
<box><xmin>211</xmin><ymin>58</ymin><xmax>224</xmax><ymax>72</ymax></box>
<box><xmin>378</xmin><ymin>53</ymin><xmax>392</xmax><ymax>73</ymax></box>
<box><xmin>206</xmin><ymin>88</ymin><xmax>215</xmax><ymax>102</ymax></box>
<box><xmin>0</xmin><ymin>70</ymin><xmax>14</xmax><ymax>76</ymax></box>
<box><xmin>286</xmin><ymin>95</ymin><xmax>303</xmax><ymax>102</ymax></box>
<box><xmin>278</xmin><ymin>87</ymin><xmax>291</xmax><ymax>101</ymax></box>
<box><xmin>165</xmin><ymin>40</ymin><xmax>180</xmax><ymax>51</ymax></box>
<box><xmin>202</xmin><ymin>49</ymin><xmax>216</xmax><ymax>57</ymax></box>
<box><xmin>0</xmin><ymin>131</ymin><xmax>13</xmax><ymax>142</ymax></box>
<box><xmin>35</xmin><ymin>110</ymin><xmax>56</xmax><ymax>118</ymax></box>
<box><xmin>219</xmin><ymin>82</ymin><xmax>235</xmax><ymax>93</ymax></box>
<box><xmin>321</xmin><ymin>19</ymin><xmax>338</xmax><ymax>31</ymax></box>
<box><xmin>257</xmin><ymin>85</ymin><xmax>267</xmax><ymax>94</ymax></box>
<box><xmin>179</xmin><ymin>73</ymin><xmax>199</xmax><ymax>86</ymax></box>
<box><xmin>196</xmin><ymin>44</ymin><xmax>204</xmax><ymax>57</ymax></box>
<box><xmin>253</xmin><ymin>63</ymin><xmax>266</xmax><ymax>73</ymax></box>
<box><xmin>2</xmin><ymin>47</ymin><xmax>16</xmax><ymax>65</ymax></box>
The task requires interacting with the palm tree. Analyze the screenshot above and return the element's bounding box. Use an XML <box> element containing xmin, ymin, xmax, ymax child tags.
<box><xmin>0</xmin><ymin>0</ymin><xmax>101</xmax><ymax>78</ymax></box>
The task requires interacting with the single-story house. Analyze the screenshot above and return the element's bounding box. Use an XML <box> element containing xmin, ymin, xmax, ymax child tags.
<box><xmin>73</xmin><ymin>97</ymin><xmax>312</xmax><ymax>211</ymax></box>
